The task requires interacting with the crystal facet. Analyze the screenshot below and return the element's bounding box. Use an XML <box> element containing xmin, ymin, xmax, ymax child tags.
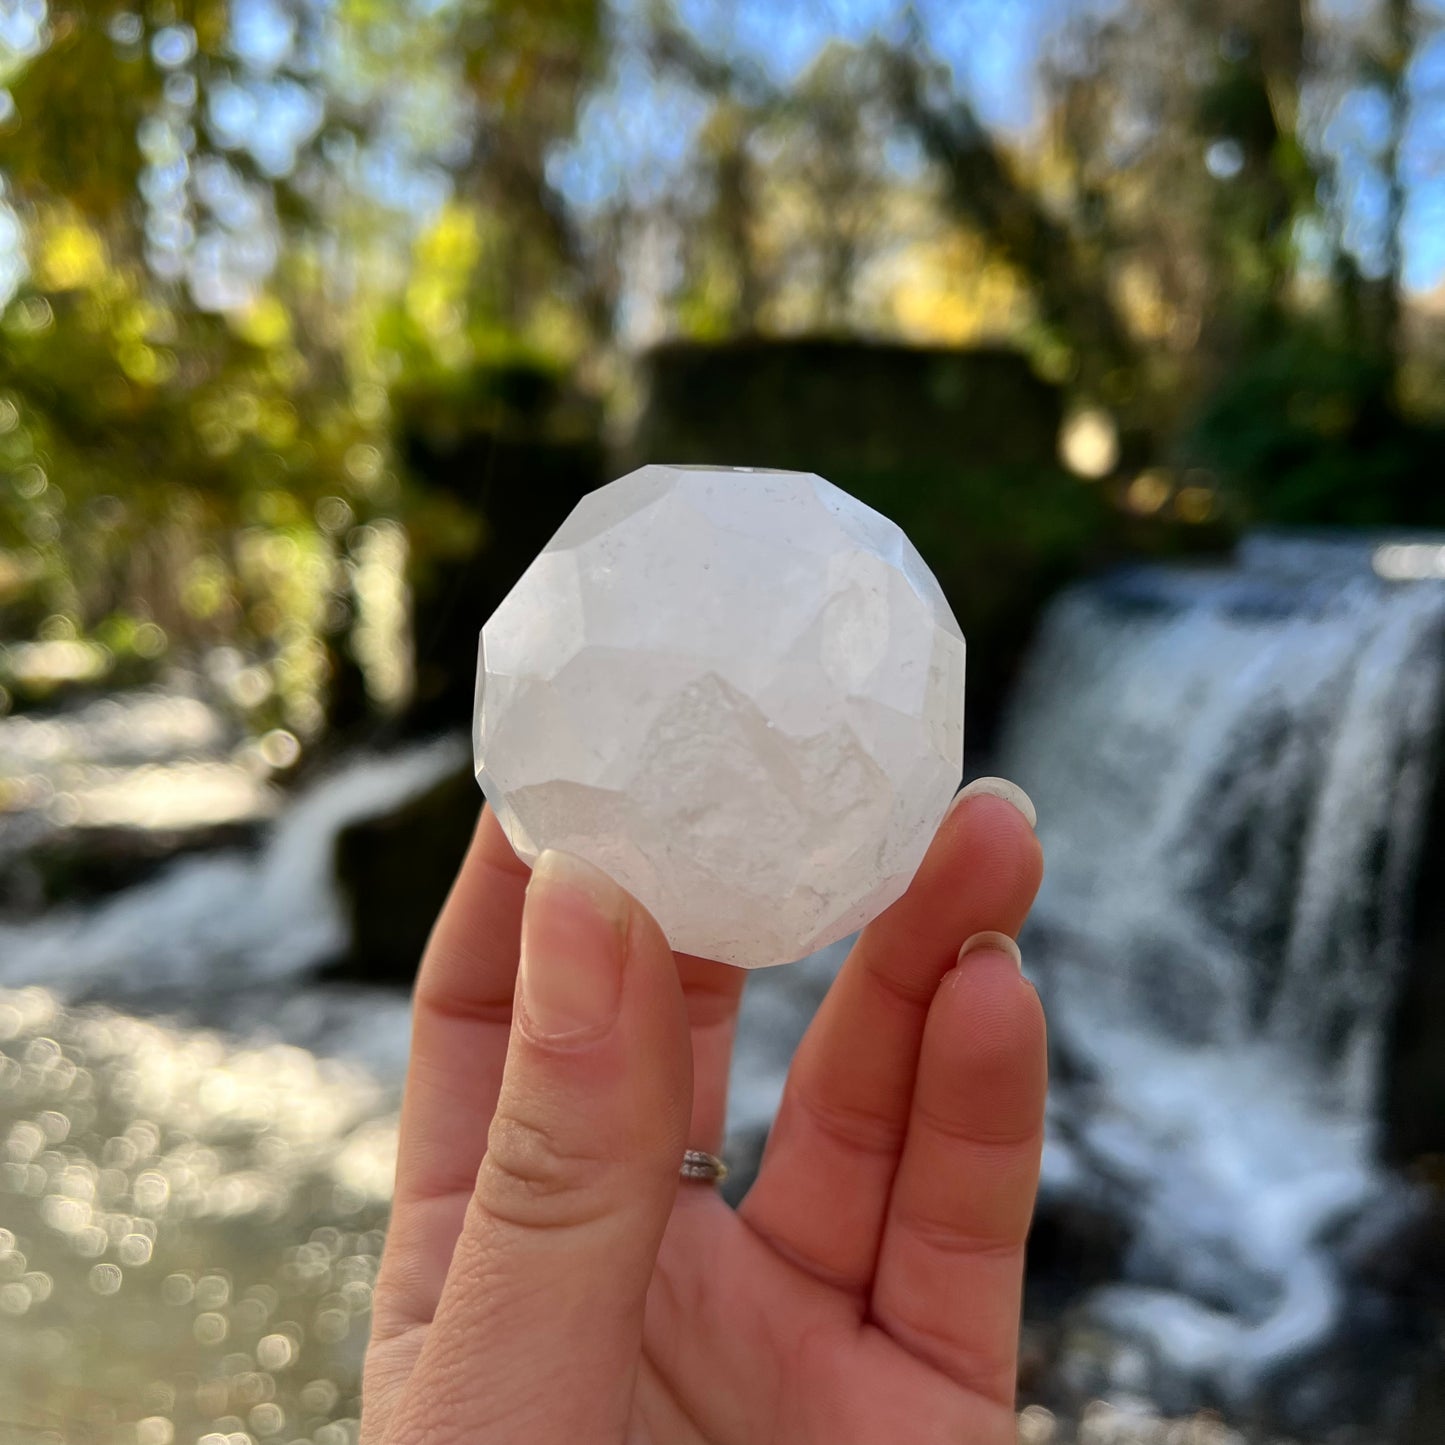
<box><xmin>474</xmin><ymin>464</ymin><xmax>966</xmax><ymax>968</ymax></box>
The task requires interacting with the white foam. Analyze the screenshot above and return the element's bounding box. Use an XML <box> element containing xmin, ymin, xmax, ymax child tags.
<box><xmin>0</xmin><ymin>737</ymin><xmax>466</xmax><ymax>1002</ymax></box>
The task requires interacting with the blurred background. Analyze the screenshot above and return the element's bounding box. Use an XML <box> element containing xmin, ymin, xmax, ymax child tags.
<box><xmin>1</xmin><ymin>0</ymin><xmax>1444</xmax><ymax>1441</ymax></box>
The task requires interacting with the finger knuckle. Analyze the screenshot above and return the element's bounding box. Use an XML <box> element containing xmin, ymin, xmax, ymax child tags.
<box><xmin>475</xmin><ymin>1108</ymin><xmax>613</xmax><ymax>1230</ymax></box>
<box><xmin>795</xmin><ymin>1080</ymin><xmax>908</xmax><ymax>1158</ymax></box>
<box><xmin>892</xmin><ymin>1204</ymin><xmax>1030</xmax><ymax>1257</ymax></box>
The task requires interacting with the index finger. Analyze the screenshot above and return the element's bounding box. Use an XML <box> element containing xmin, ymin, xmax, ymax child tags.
<box><xmin>371</xmin><ymin>805</ymin><xmax>749</xmax><ymax>1345</ymax></box>
<box><xmin>375</xmin><ymin>807</ymin><xmax>531</xmax><ymax>1330</ymax></box>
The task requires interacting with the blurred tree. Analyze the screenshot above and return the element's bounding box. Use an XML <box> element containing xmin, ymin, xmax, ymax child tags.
<box><xmin>453</xmin><ymin>0</ymin><xmax>608</xmax><ymax>338</ymax></box>
<box><xmin>698</xmin><ymin>99</ymin><xmax>763</xmax><ymax>334</ymax></box>
<box><xmin>0</xmin><ymin>0</ymin><xmax>604</xmax><ymax>732</ymax></box>
<box><xmin>645</xmin><ymin>22</ymin><xmax>1047</xmax><ymax>357</ymax></box>
<box><xmin>875</xmin><ymin>39</ymin><xmax>1140</xmax><ymax>400</ymax></box>
<box><xmin>1355</xmin><ymin>0</ymin><xmax>1415</xmax><ymax>369</ymax></box>
<box><xmin>1022</xmin><ymin>0</ymin><xmax>1317</xmax><ymax>419</ymax></box>
<box><xmin>1024</xmin><ymin>0</ymin><xmax>1445</xmax><ymax>518</ymax></box>
<box><xmin>654</xmin><ymin>32</ymin><xmax>924</xmax><ymax>339</ymax></box>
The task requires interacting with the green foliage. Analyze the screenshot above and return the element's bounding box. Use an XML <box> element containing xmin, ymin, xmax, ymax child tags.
<box><xmin>0</xmin><ymin>0</ymin><xmax>603</xmax><ymax>726</ymax></box>
<box><xmin>1184</xmin><ymin>328</ymin><xmax>1445</xmax><ymax>526</ymax></box>
<box><xmin>0</xmin><ymin>221</ymin><xmax>390</xmax><ymax>728</ymax></box>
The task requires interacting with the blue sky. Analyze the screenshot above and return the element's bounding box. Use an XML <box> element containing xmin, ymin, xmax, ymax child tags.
<box><xmin>670</xmin><ymin>0</ymin><xmax>1056</xmax><ymax>128</ymax></box>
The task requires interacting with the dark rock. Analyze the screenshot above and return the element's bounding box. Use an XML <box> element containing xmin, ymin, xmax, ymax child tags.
<box><xmin>394</xmin><ymin>365</ymin><xmax>606</xmax><ymax>738</ymax></box>
<box><xmin>0</xmin><ymin>821</ymin><xmax>264</xmax><ymax>916</ymax></box>
<box><xmin>331</xmin><ymin>763</ymin><xmax>482</xmax><ymax>985</ymax></box>
<box><xmin>1382</xmin><ymin>664</ymin><xmax>1445</xmax><ymax>1165</ymax></box>
<box><xmin>632</xmin><ymin>338</ymin><xmax>1065</xmax><ymax>471</ymax></box>
<box><xmin>1398</xmin><ymin>1347</ymin><xmax>1445</xmax><ymax>1445</ymax></box>
<box><xmin>1024</xmin><ymin>1195</ymin><xmax>1135</xmax><ymax>1315</ymax></box>
<box><xmin>1337</xmin><ymin>1182</ymin><xmax>1445</xmax><ymax>1306</ymax></box>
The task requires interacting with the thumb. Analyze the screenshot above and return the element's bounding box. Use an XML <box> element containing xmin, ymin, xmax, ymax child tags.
<box><xmin>381</xmin><ymin>849</ymin><xmax>693</xmax><ymax>1445</ymax></box>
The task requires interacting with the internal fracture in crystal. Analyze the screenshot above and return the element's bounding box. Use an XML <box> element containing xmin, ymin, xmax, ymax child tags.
<box><xmin>474</xmin><ymin>464</ymin><xmax>966</xmax><ymax>968</ymax></box>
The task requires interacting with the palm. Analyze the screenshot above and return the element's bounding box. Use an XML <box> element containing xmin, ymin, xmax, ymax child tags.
<box><xmin>365</xmin><ymin>793</ymin><xmax>1044</xmax><ymax>1444</ymax></box>
<box><xmin>635</xmin><ymin>1198</ymin><xmax>1018</xmax><ymax>1445</ymax></box>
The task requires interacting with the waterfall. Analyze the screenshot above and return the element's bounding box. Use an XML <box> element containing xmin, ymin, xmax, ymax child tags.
<box><xmin>998</xmin><ymin>534</ymin><xmax>1445</xmax><ymax>1396</ymax></box>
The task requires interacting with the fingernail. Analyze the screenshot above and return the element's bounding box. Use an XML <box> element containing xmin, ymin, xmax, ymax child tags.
<box><xmin>519</xmin><ymin>850</ymin><xmax>629</xmax><ymax>1039</ymax></box>
<box><xmin>950</xmin><ymin>776</ymin><xmax>1037</xmax><ymax>829</ymax></box>
<box><xmin>957</xmin><ymin>930</ymin><xmax>1023</xmax><ymax>970</ymax></box>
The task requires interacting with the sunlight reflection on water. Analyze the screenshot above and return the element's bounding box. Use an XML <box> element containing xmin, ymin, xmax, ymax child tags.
<box><xmin>0</xmin><ymin>985</ymin><xmax>396</xmax><ymax>1443</ymax></box>
<box><xmin>0</xmin><ymin>984</ymin><xmax>1315</xmax><ymax>1445</ymax></box>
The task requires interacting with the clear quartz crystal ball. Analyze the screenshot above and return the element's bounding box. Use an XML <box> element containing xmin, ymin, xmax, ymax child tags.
<box><xmin>474</xmin><ymin>464</ymin><xmax>965</xmax><ymax>968</ymax></box>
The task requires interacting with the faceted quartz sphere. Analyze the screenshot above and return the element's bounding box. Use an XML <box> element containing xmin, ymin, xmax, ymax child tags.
<box><xmin>474</xmin><ymin>465</ymin><xmax>965</xmax><ymax>968</ymax></box>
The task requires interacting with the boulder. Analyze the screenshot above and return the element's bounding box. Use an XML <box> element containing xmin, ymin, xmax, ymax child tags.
<box><xmin>1383</xmin><ymin>683</ymin><xmax>1445</xmax><ymax>1165</ymax></box>
<box><xmin>332</xmin><ymin>763</ymin><xmax>481</xmax><ymax>985</ymax></box>
<box><xmin>395</xmin><ymin>364</ymin><xmax>606</xmax><ymax>737</ymax></box>
<box><xmin>0</xmin><ymin>820</ymin><xmax>263</xmax><ymax>916</ymax></box>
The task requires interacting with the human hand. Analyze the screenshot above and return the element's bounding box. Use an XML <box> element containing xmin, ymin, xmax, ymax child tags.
<box><xmin>362</xmin><ymin>780</ymin><xmax>1045</xmax><ymax>1444</ymax></box>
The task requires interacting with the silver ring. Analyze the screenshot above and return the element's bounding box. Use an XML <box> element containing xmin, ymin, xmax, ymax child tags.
<box><xmin>680</xmin><ymin>1149</ymin><xmax>728</xmax><ymax>1184</ymax></box>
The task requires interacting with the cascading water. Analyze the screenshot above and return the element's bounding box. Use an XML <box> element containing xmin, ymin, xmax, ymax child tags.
<box><xmin>0</xmin><ymin>735</ymin><xmax>466</xmax><ymax>1073</ymax></box>
<box><xmin>997</xmin><ymin>534</ymin><xmax>1445</xmax><ymax>1404</ymax></box>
